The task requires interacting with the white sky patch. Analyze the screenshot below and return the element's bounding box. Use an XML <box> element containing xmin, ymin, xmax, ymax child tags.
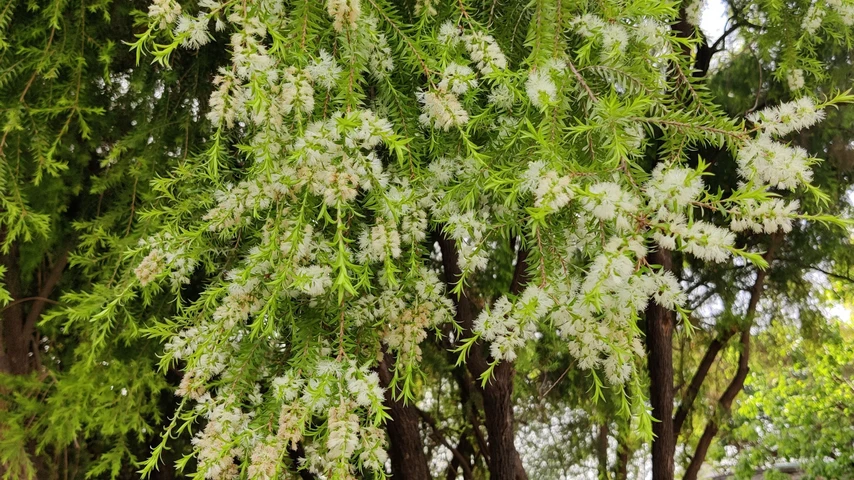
<box><xmin>700</xmin><ymin>0</ymin><xmax>728</xmax><ymax>40</ymax></box>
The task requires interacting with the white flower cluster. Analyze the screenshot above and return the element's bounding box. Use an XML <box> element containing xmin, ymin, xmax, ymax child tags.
<box><xmin>327</xmin><ymin>0</ymin><xmax>361</xmax><ymax>32</ymax></box>
<box><xmin>685</xmin><ymin>0</ymin><xmax>704</xmax><ymax>27</ymax></box>
<box><xmin>203</xmin><ymin>172</ymin><xmax>293</xmax><ymax>230</ymax></box>
<box><xmin>474</xmin><ymin>286</ymin><xmax>554</xmax><ymax>362</ymax></box>
<box><xmin>134</xmin><ymin>234</ymin><xmax>201</xmax><ymax>288</ymax></box>
<box><xmin>357</xmin><ymin>221</ymin><xmax>402</xmax><ymax>263</ymax></box>
<box><xmin>437</xmin><ymin>21</ymin><xmax>462</xmax><ymax>47</ymax></box>
<box><xmin>521</xmin><ymin>161</ymin><xmax>575</xmax><ymax>211</ymax></box>
<box><xmin>148</xmin><ymin>0</ymin><xmax>181</xmax><ymax>29</ymax></box>
<box><xmin>737</xmin><ymin>136</ymin><xmax>814</xmax><ymax>190</ymax></box>
<box><xmin>350</xmin><ymin>269</ymin><xmax>453</xmax><ymax>365</ymax></box>
<box><xmin>526</xmin><ymin>60</ymin><xmax>567</xmax><ymax>110</ymax></box>
<box><xmin>247</xmin><ymin>437</ymin><xmax>281</xmax><ymax>480</ymax></box>
<box><xmin>747</xmin><ymin>97</ymin><xmax>825</xmax><ymax>137</ymax></box>
<box><xmin>175</xmin><ymin>14</ymin><xmax>211</xmax><ymax>49</ymax></box>
<box><xmin>134</xmin><ymin>249</ymin><xmax>165</xmax><ymax>286</ymax></box>
<box><xmin>549</xmin><ymin>237</ymin><xmax>659</xmax><ymax>385</ymax></box>
<box><xmin>440</xmin><ymin>204</ymin><xmax>491</xmax><ymax>272</ymax></box>
<box><xmin>634</xmin><ymin>18</ymin><xmax>669</xmax><ymax>52</ymax></box>
<box><xmin>645</xmin><ymin>164</ymin><xmax>704</xmax><ymax>212</ymax></box>
<box><xmin>306</xmin><ymin>50</ymin><xmax>343</xmax><ymax>90</ymax></box>
<box><xmin>270</xmin><ymin>359</ymin><xmax>388</xmax><ymax>479</ymax></box>
<box><xmin>573</xmin><ymin>14</ymin><xmax>630</xmax><ymax>59</ymax></box>
<box><xmin>786</xmin><ymin>68</ymin><xmax>805</xmax><ymax>91</ymax></box>
<box><xmin>488</xmin><ymin>83</ymin><xmax>515</xmax><ymax>110</ymax></box>
<box><xmin>680</xmin><ymin>221</ymin><xmax>737</xmax><ymax>263</ymax></box>
<box><xmin>730</xmin><ymin>198</ymin><xmax>799</xmax><ymax>234</ymax></box>
<box><xmin>828</xmin><ymin>0</ymin><xmax>854</xmax><ymax>25</ymax></box>
<box><xmin>463</xmin><ymin>31</ymin><xmax>508</xmax><ymax>75</ymax></box>
<box><xmin>364</xmin><ymin>16</ymin><xmax>395</xmax><ymax>79</ymax></box>
<box><xmin>438</xmin><ymin>62</ymin><xmax>478</xmax><ymax>95</ymax></box>
<box><xmin>802</xmin><ymin>4</ymin><xmax>826</xmax><ymax>34</ymax></box>
<box><xmin>191</xmin><ymin>397</ymin><xmax>252</xmax><ymax>479</ymax></box>
<box><xmin>418</xmin><ymin>89</ymin><xmax>470</xmax><ymax>131</ymax></box>
<box><xmin>293</xmin><ymin>110</ymin><xmax>394</xmax><ymax>205</ymax></box>
<box><xmin>581</xmin><ymin>181</ymin><xmax>640</xmax><ymax>232</ymax></box>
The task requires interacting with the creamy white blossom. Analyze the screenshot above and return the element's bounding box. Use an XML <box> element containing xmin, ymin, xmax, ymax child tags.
<box><xmin>417</xmin><ymin>89</ymin><xmax>469</xmax><ymax>130</ymax></box>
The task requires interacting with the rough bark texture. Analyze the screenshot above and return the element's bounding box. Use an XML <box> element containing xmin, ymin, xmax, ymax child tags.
<box><xmin>645</xmin><ymin>248</ymin><xmax>676</xmax><ymax>480</ymax></box>
<box><xmin>377</xmin><ymin>353</ymin><xmax>431</xmax><ymax>480</ymax></box>
<box><xmin>438</xmin><ymin>231</ymin><xmax>528</xmax><ymax>480</ymax></box>
<box><xmin>0</xmin><ymin>244</ymin><xmax>68</xmax><ymax>376</ymax></box>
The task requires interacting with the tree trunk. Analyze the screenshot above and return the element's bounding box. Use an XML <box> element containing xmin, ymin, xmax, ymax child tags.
<box><xmin>437</xmin><ymin>231</ymin><xmax>528</xmax><ymax>480</ymax></box>
<box><xmin>645</xmin><ymin>248</ymin><xmax>676</xmax><ymax>480</ymax></box>
<box><xmin>1</xmin><ymin>244</ymin><xmax>28</xmax><ymax>376</ymax></box>
<box><xmin>377</xmin><ymin>353</ymin><xmax>431</xmax><ymax>480</ymax></box>
<box><xmin>596</xmin><ymin>422</ymin><xmax>609</xmax><ymax>480</ymax></box>
<box><xmin>614</xmin><ymin>431</ymin><xmax>631</xmax><ymax>480</ymax></box>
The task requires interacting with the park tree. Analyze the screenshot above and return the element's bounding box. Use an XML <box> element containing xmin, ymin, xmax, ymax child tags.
<box><xmin>1</xmin><ymin>0</ymin><xmax>854</xmax><ymax>480</ymax></box>
<box><xmin>0</xmin><ymin>0</ymin><xmax>221</xmax><ymax>477</ymax></box>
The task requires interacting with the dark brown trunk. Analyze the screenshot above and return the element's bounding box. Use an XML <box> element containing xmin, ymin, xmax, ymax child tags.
<box><xmin>645</xmin><ymin>248</ymin><xmax>676</xmax><ymax>480</ymax></box>
<box><xmin>614</xmin><ymin>432</ymin><xmax>630</xmax><ymax>480</ymax></box>
<box><xmin>482</xmin><ymin>361</ymin><xmax>527</xmax><ymax>480</ymax></box>
<box><xmin>437</xmin><ymin>231</ymin><xmax>528</xmax><ymax>480</ymax></box>
<box><xmin>1</xmin><ymin>244</ymin><xmax>28</xmax><ymax>375</ymax></box>
<box><xmin>377</xmin><ymin>353</ymin><xmax>431</xmax><ymax>480</ymax></box>
<box><xmin>596</xmin><ymin>422</ymin><xmax>609</xmax><ymax>480</ymax></box>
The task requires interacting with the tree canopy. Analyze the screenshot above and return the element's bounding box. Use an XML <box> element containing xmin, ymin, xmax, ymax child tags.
<box><xmin>1</xmin><ymin>1</ymin><xmax>853</xmax><ymax>480</ymax></box>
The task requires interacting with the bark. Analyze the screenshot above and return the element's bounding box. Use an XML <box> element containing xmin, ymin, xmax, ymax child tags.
<box><xmin>596</xmin><ymin>422</ymin><xmax>609</xmax><ymax>480</ymax></box>
<box><xmin>645</xmin><ymin>248</ymin><xmax>676</xmax><ymax>480</ymax></box>
<box><xmin>437</xmin><ymin>230</ymin><xmax>528</xmax><ymax>480</ymax></box>
<box><xmin>377</xmin><ymin>352</ymin><xmax>431</xmax><ymax>480</ymax></box>
<box><xmin>614</xmin><ymin>433</ymin><xmax>630</xmax><ymax>480</ymax></box>
<box><xmin>1</xmin><ymin>245</ymin><xmax>68</xmax><ymax>375</ymax></box>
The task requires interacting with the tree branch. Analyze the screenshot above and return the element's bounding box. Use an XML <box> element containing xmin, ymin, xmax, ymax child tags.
<box><xmin>416</xmin><ymin>407</ymin><xmax>475</xmax><ymax>480</ymax></box>
<box><xmin>22</xmin><ymin>249</ymin><xmax>69</xmax><ymax>341</ymax></box>
<box><xmin>682</xmin><ymin>234</ymin><xmax>782</xmax><ymax>479</ymax></box>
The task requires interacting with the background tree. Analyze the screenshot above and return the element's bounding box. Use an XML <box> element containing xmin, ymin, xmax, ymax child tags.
<box><xmin>0</xmin><ymin>0</ymin><xmax>221</xmax><ymax>477</ymax></box>
<box><xmin>1</xmin><ymin>0</ymin><xmax>853</xmax><ymax>480</ymax></box>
